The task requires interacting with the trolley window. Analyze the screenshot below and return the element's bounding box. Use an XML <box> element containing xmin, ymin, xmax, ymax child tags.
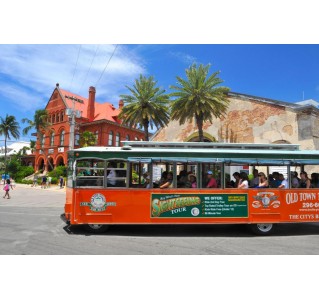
<box><xmin>75</xmin><ymin>159</ymin><xmax>105</xmax><ymax>187</ymax></box>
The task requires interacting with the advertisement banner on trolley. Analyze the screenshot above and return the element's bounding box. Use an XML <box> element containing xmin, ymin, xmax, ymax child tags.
<box><xmin>151</xmin><ymin>193</ymin><xmax>248</xmax><ymax>218</ymax></box>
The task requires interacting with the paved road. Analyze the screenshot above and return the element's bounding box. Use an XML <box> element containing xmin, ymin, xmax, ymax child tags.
<box><xmin>1</xmin><ymin>184</ymin><xmax>319</xmax><ymax>254</ymax></box>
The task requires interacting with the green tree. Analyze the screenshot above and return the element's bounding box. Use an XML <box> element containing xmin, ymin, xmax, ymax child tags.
<box><xmin>22</xmin><ymin>109</ymin><xmax>52</xmax><ymax>170</ymax></box>
<box><xmin>29</xmin><ymin>140</ymin><xmax>36</xmax><ymax>153</ymax></box>
<box><xmin>0</xmin><ymin>114</ymin><xmax>20</xmax><ymax>175</ymax></box>
<box><xmin>21</xmin><ymin>109</ymin><xmax>50</xmax><ymax>135</ymax></box>
<box><xmin>118</xmin><ymin>75</ymin><xmax>170</xmax><ymax>141</ymax></box>
<box><xmin>170</xmin><ymin>64</ymin><xmax>230</xmax><ymax>142</ymax></box>
<box><xmin>79</xmin><ymin>131</ymin><xmax>97</xmax><ymax>147</ymax></box>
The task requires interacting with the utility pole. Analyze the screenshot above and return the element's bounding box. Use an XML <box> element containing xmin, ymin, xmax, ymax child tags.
<box><xmin>66</xmin><ymin>97</ymin><xmax>82</xmax><ymax>151</ymax></box>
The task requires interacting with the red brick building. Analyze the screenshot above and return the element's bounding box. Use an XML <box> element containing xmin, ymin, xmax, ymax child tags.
<box><xmin>35</xmin><ymin>83</ymin><xmax>144</xmax><ymax>172</ymax></box>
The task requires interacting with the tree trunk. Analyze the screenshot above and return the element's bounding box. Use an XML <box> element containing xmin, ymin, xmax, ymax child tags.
<box><xmin>143</xmin><ymin>119</ymin><xmax>149</xmax><ymax>141</ymax></box>
<box><xmin>196</xmin><ymin>115</ymin><xmax>204</xmax><ymax>142</ymax></box>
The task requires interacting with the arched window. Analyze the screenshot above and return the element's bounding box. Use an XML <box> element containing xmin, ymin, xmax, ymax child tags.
<box><xmin>52</xmin><ymin>114</ymin><xmax>55</xmax><ymax>124</ymax></box>
<box><xmin>60</xmin><ymin>130</ymin><xmax>65</xmax><ymax>146</ymax></box>
<box><xmin>60</xmin><ymin>111</ymin><xmax>64</xmax><ymax>122</ymax></box>
<box><xmin>126</xmin><ymin>134</ymin><xmax>130</xmax><ymax>141</ymax></box>
<box><xmin>50</xmin><ymin>132</ymin><xmax>55</xmax><ymax>146</ymax></box>
<box><xmin>56</xmin><ymin>113</ymin><xmax>60</xmax><ymax>123</ymax></box>
<box><xmin>108</xmin><ymin>131</ymin><xmax>113</xmax><ymax>146</ymax></box>
<box><xmin>116</xmin><ymin>132</ymin><xmax>120</xmax><ymax>146</ymax></box>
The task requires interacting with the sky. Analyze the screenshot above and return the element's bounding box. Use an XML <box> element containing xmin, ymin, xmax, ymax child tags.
<box><xmin>1</xmin><ymin>1</ymin><xmax>319</xmax><ymax>297</ymax></box>
<box><xmin>1</xmin><ymin>44</ymin><xmax>319</xmax><ymax>147</ymax></box>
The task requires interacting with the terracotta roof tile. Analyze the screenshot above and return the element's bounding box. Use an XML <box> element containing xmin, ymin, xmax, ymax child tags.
<box><xmin>59</xmin><ymin>89</ymin><xmax>121</xmax><ymax>123</ymax></box>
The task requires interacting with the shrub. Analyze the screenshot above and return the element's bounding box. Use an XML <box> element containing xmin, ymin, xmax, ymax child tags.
<box><xmin>48</xmin><ymin>166</ymin><xmax>67</xmax><ymax>178</ymax></box>
<box><xmin>14</xmin><ymin>166</ymin><xmax>35</xmax><ymax>181</ymax></box>
<box><xmin>16</xmin><ymin>179</ymin><xmax>33</xmax><ymax>184</ymax></box>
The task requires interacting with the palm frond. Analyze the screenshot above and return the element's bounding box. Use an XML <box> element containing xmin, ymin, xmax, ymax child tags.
<box><xmin>170</xmin><ymin>64</ymin><xmax>230</xmax><ymax>141</ymax></box>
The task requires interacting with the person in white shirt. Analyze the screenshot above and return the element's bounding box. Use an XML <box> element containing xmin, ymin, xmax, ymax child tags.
<box><xmin>278</xmin><ymin>173</ymin><xmax>288</xmax><ymax>189</ymax></box>
<box><xmin>238</xmin><ymin>172</ymin><xmax>249</xmax><ymax>189</ymax></box>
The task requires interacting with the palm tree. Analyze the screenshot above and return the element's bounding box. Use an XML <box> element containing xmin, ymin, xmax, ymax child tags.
<box><xmin>22</xmin><ymin>109</ymin><xmax>50</xmax><ymax>135</ymax></box>
<box><xmin>118</xmin><ymin>75</ymin><xmax>170</xmax><ymax>141</ymax></box>
<box><xmin>79</xmin><ymin>131</ymin><xmax>97</xmax><ymax>147</ymax></box>
<box><xmin>0</xmin><ymin>114</ymin><xmax>20</xmax><ymax>175</ymax></box>
<box><xmin>29</xmin><ymin>140</ymin><xmax>36</xmax><ymax>154</ymax></box>
<box><xmin>22</xmin><ymin>109</ymin><xmax>52</xmax><ymax>171</ymax></box>
<box><xmin>170</xmin><ymin>63</ymin><xmax>230</xmax><ymax>142</ymax></box>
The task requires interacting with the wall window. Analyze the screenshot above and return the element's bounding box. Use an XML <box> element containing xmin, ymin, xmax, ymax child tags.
<box><xmin>116</xmin><ymin>132</ymin><xmax>120</xmax><ymax>146</ymax></box>
<box><xmin>60</xmin><ymin>111</ymin><xmax>64</xmax><ymax>122</ymax></box>
<box><xmin>108</xmin><ymin>131</ymin><xmax>113</xmax><ymax>146</ymax></box>
<box><xmin>41</xmin><ymin>134</ymin><xmax>45</xmax><ymax>148</ymax></box>
<box><xmin>126</xmin><ymin>134</ymin><xmax>130</xmax><ymax>141</ymax></box>
<box><xmin>50</xmin><ymin>132</ymin><xmax>55</xmax><ymax>146</ymax></box>
<box><xmin>52</xmin><ymin>114</ymin><xmax>55</xmax><ymax>124</ymax></box>
<box><xmin>60</xmin><ymin>130</ymin><xmax>65</xmax><ymax>146</ymax></box>
<box><xmin>56</xmin><ymin>113</ymin><xmax>60</xmax><ymax>123</ymax></box>
<box><xmin>75</xmin><ymin>132</ymin><xmax>80</xmax><ymax>146</ymax></box>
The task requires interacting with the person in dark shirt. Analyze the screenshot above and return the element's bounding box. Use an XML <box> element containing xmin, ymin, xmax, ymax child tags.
<box><xmin>41</xmin><ymin>176</ymin><xmax>47</xmax><ymax>189</ymax></box>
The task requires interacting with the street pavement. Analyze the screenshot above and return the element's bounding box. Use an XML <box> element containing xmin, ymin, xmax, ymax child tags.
<box><xmin>1</xmin><ymin>183</ymin><xmax>319</xmax><ymax>255</ymax></box>
<box><xmin>0</xmin><ymin>182</ymin><xmax>65</xmax><ymax>208</ymax></box>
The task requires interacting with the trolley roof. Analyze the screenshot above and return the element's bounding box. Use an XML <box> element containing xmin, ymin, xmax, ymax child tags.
<box><xmin>69</xmin><ymin>142</ymin><xmax>319</xmax><ymax>165</ymax></box>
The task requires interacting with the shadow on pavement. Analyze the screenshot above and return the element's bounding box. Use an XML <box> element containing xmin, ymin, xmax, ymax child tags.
<box><xmin>63</xmin><ymin>222</ymin><xmax>319</xmax><ymax>237</ymax></box>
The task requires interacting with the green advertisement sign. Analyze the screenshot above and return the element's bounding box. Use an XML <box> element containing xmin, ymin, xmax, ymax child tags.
<box><xmin>151</xmin><ymin>193</ymin><xmax>248</xmax><ymax>218</ymax></box>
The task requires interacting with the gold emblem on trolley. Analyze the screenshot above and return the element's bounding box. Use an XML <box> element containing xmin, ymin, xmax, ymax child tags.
<box><xmin>252</xmin><ymin>192</ymin><xmax>280</xmax><ymax>209</ymax></box>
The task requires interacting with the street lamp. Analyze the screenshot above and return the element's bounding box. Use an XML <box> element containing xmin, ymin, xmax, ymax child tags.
<box><xmin>66</xmin><ymin>98</ymin><xmax>82</xmax><ymax>151</ymax></box>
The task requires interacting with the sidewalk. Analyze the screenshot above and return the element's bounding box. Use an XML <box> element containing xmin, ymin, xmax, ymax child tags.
<box><xmin>1</xmin><ymin>182</ymin><xmax>66</xmax><ymax>193</ymax></box>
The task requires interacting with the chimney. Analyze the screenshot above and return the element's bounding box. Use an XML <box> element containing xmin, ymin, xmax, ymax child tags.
<box><xmin>119</xmin><ymin>99</ymin><xmax>124</xmax><ymax>109</ymax></box>
<box><xmin>87</xmin><ymin>86</ymin><xmax>96</xmax><ymax>121</ymax></box>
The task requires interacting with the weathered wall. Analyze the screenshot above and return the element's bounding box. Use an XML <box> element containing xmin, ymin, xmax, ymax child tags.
<box><xmin>153</xmin><ymin>94</ymin><xmax>319</xmax><ymax>150</ymax></box>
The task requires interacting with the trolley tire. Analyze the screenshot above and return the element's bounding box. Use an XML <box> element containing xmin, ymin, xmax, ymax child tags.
<box><xmin>84</xmin><ymin>224</ymin><xmax>109</xmax><ymax>233</ymax></box>
<box><xmin>250</xmin><ymin>223</ymin><xmax>275</xmax><ymax>236</ymax></box>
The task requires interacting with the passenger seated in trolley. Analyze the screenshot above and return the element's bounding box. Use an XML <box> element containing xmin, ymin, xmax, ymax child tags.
<box><xmin>177</xmin><ymin>170</ymin><xmax>188</xmax><ymax>188</ymax></box>
<box><xmin>256</xmin><ymin>172</ymin><xmax>269</xmax><ymax>188</ymax></box>
<box><xmin>142</xmin><ymin>172</ymin><xmax>151</xmax><ymax>188</ymax></box>
<box><xmin>238</xmin><ymin>172</ymin><xmax>249</xmax><ymax>189</ymax></box>
<box><xmin>159</xmin><ymin>172</ymin><xmax>173</xmax><ymax>189</ymax></box>
<box><xmin>300</xmin><ymin>171</ymin><xmax>311</xmax><ymax>188</ymax></box>
<box><xmin>107</xmin><ymin>162</ymin><xmax>117</xmax><ymax>187</ymax></box>
<box><xmin>278</xmin><ymin>173</ymin><xmax>288</xmax><ymax>189</ymax></box>
<box><xmin>206</xmin><ymin>171</ymin><xmax>217</xmax><ymax>188</ymax></box>
<box><xmin>187</xmin><ymin>173</ymin><xmax>197</xmax><ymax>188</ymax></box>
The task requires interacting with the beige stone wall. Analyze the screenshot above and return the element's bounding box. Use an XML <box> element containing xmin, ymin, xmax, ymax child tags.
<box><xmin>152</xmin><ymin>94</ymin><xmax>318</xmax><ymax>150</ymax></box>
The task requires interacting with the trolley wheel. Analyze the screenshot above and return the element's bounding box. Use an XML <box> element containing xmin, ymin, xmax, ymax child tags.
<box><xmin>250</xmin><ymin>223</ymin><xmax>275</xmax><ymax>235</ymax></box>
<box><xmin>84</xmin><ymin>224</ymin><xmax>109</xmax><ymax>233</ymax></box>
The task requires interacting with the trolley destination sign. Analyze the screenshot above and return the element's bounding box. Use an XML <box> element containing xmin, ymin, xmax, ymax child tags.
<box><xmin>151</xmin><ymin>193</ymin><xmax>248</xmax><ymax>218</ymax></box>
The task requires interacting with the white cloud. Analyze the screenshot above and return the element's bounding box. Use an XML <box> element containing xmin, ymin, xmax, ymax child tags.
<box><xmin>169</xmin><ymin>51</ymin><xmax>197</xmax><ymax>65</ymax></box>
<box><xmin>0</xmin><ymin>44</ymin><xmax>146</xmax><ymax>109</ymax></box>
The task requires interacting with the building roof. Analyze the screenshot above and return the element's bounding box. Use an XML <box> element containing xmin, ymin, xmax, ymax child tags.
<box><xmin>229</xmin><ymin>91</ymin><xmax>319</xmax><ymax>113</ymax></box>
<box><xmin>0</xmin><ymin>141</ymin><xmax>32</xmax><ymax>157</ymax></box>
<box><xmin>59</xmin><ymin>88</ymin><xmax>121</xmax><ymax>123</ymax></box>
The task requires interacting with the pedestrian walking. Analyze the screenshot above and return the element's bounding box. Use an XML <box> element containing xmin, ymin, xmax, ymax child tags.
<box><xmin>47</xmin><ymin>176</ymin><xmax>52</xmax><ymax>188</ymax></box>
<box><xmin>59</xmin><ymin>176</ymin><xmax>64</xmax><ymax>189</ymax></box>
<box><xmin>32</xmin><ymin>174</ymin><xmax>38</xmax><ymax>187</ymax></box>
<box><xmin>3</xmin><ymin>179</ymin><xmax>13</xmax><ymax>199</ymax></box>
<box><xmin>41</xmin><ymin>175</ymin><xmax>47</xmax><ymax>189</ymax></box>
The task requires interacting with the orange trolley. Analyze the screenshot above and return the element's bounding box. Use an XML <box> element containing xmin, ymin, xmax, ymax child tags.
<box><xmin>61</xmin><ymin>142</ymin><xmax>319</xmax><ymax>235</ymax></box>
